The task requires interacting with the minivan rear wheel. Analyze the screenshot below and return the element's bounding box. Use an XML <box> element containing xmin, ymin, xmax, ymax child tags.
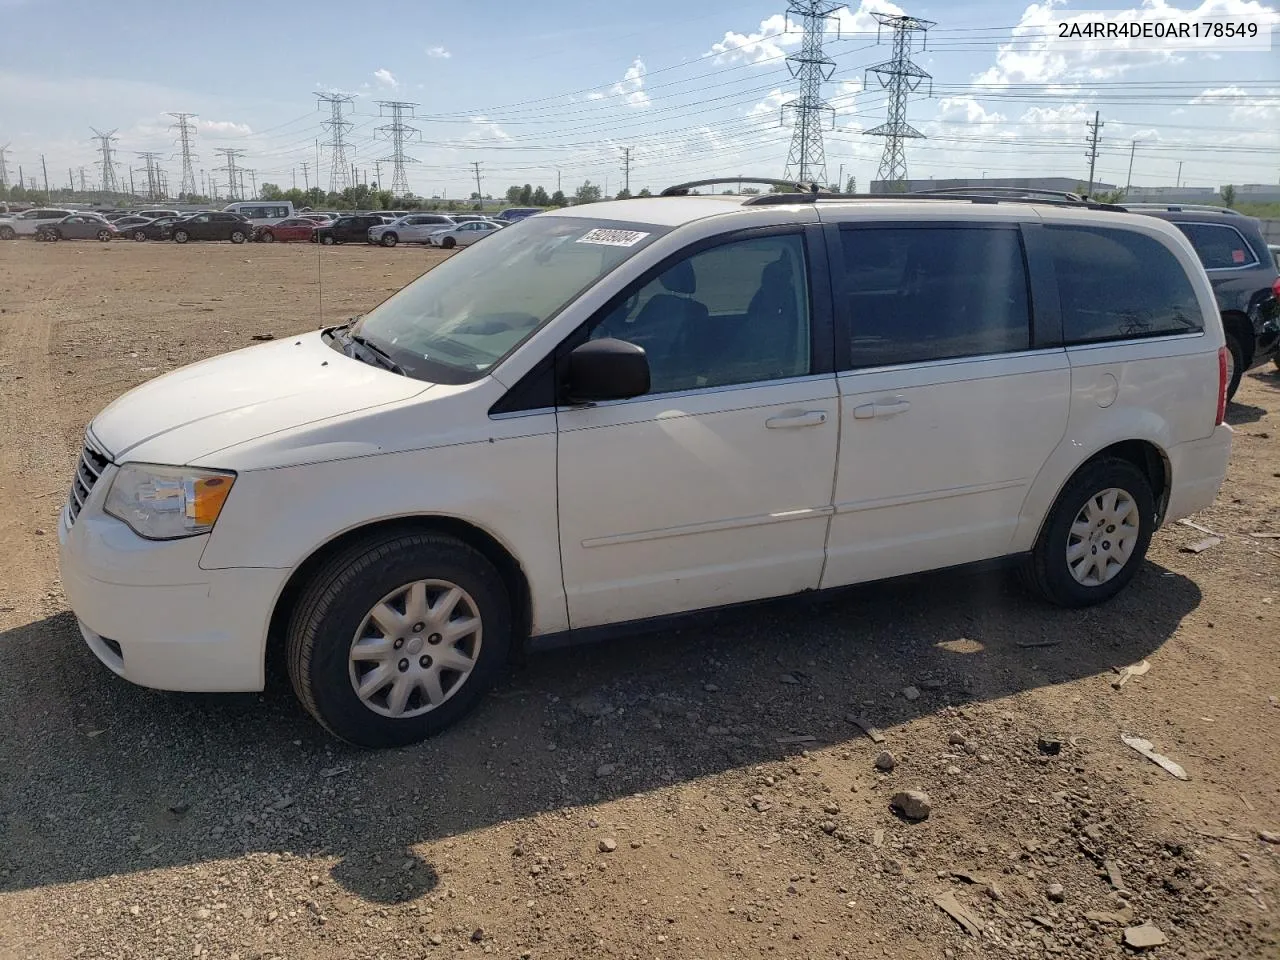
<box><xmin>286</xmin><ymin>531</ymin><xmax>512</xmax><ymax>747</ymax></box>
<box><xmin>1022</xmin><ymin>457</ymin><xmax>1155</xmax><ymax>607</ymax></box>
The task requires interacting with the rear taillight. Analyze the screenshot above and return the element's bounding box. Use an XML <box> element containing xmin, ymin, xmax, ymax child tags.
<box><xmin>1216</xmin><ymin>345</ymin><xmax>1228</xmax><ymax>426</ymax></box>
<box><xmin>1271</xmin><ymin>275</ymin><xmax>1280</xmax><ymax>299</ymax></box>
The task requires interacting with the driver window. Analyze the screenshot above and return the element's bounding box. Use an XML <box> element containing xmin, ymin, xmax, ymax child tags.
<box><xmin>589</xmin><ymin>233</ymin><xmax>811</xmax><ymax>395</ymax></box>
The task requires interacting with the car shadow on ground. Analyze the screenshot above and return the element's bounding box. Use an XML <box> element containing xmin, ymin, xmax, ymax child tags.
<box><xmin>0</xmin><ymin>562</ymin><xmax>1200</xmax><ymax>904</ymax></box>
<box><xmin>1226</xmin><ymin>399</ymin><xmax>1267</xmax><ymax>425</ymax></box>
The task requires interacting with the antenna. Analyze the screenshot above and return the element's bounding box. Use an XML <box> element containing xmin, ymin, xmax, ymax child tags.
<box><xmin>376</xmin><ymin>100</ymin><xmax>420</xmax><ymax>197</ymax></box>
<box><xmin>781</xmin><ymin>1</ymin><xmax>845</xmax><ymax>185</ymax></box>
<box><xmin>315</xmin><ymin>92</ymin><xmax>355</xmax><ymax>193</ymax></box>
<box><xmin>863</xmin><ymin>12</ymin><xmax>935</xmax><ymax>191</ymax></box>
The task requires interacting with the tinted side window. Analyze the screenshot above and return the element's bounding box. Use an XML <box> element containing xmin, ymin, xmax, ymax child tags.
<box><xmin>1045</xmin><ymin>225</ymin><xmax>1202</xmax><ymax>344</ymax></box>
<box><xmin>590</xmin><ymin>234</ymin><xmax>811</xmax><ymax>394</ymax></box>
<box><xmin>1173</xmin><ymin>222</ymin><xmax>1259</xmax><ymax>270</ymax></box>
<box><xmin>838</xmin><ymin>225</ymin><xmax>1030</xmax><ymax>368</ymax></box>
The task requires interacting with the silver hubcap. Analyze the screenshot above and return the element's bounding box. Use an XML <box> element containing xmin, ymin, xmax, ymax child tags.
<box><xmin>348</xmin><ymin>579</ymin><xmax>482</xmax><ymax>718</ymax></box>
<box><xmin>1067</xmin><ymin>487</ymin><xmax>1139</xmax><ymax>586</ymax></box>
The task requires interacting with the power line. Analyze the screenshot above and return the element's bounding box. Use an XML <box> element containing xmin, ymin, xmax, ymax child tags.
<box><xmin>776</xmin><ymin>1</ymin><xmax>843</xmax><ymax>184</ymax></box>
<box><xmin>169</xmin><ymin>112</ymin><xmax>199</xmax><ymax>198</ymax></box>
<box><xmin>214</xmin><ymin>147</ymin><xmax>246</xmax><ymax>201</ymax></box>
<box><xmin>90</xmin><ymin>127</ymin><xmax>121</xmax><ymax>194</ymax></box>
<box><xmin>376</xmin><ymin>100</ymin><xmax>420</xmax><ymax>197</ymax></box>
<box><xmin>316</xmin><ymin>92</ymin><xmax>355</xmax><ymax>193</ymax></box>
<box><xmin>864</xmin><ymin>12</ymin><xmax>934</xmax><ymax>190</ymax></box>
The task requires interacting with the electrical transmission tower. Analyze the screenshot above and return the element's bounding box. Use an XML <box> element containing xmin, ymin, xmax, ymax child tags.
<box><xmin>0</xmin><ymin>144</ymin><xmax>10</xmax><ymax>191</ymax></box>
<box><xmin>78</xmin><ymin>167</ymin><xmax>88</xmax><ymax>193</ymax></box>
<box><xmin>91</xmin><ymin>127</ymin><xmax>121</xmax><ymax>193</ymax></box>
<box><xmin>316</xmin><ymin>92</ymin><xmax>355</xmax><ymax>193</ymax></box>
<box><xmin>863</xmin><ymin>12</ymin><xmax>934</xmax><ymax>191</ymax></box>
<box><xmin>136</xmin><ymin>151</ymin><xmax>163</xmax><ymax>200</ymax></box>
<box><xmin>780</xmin><ymin>1</ymin><xmax>845</xmax><ymax>185</ymax></box>
<box><xmin>375</xmin><ymin>101</ymin><xmax>420</xmax><ymax>197</ymax></box>
<box><xmin>214</xmin><ymin>148</ymin><xmax>246</xmax><ymax>201</ymax></box>
<box><xmin>169</xmin><ymin>112</ymin><xmax>199</xmax><ymax>198</ymax></box>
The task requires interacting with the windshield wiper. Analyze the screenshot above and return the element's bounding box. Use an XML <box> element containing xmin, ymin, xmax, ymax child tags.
<box><xmin>345</xmin><ymin>332</ymin><xmax>405</xmax><ymax>375</ymax></box>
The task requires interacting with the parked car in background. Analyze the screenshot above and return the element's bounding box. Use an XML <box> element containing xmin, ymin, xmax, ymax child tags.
<box><xmin>222</xmin><ymin>201</ymin><xmax>294</xmax><ymax>227</ymax></box>
<box><xmin>256</xmin><ymin>217</ymin><xmax>319</xmax><ymax>243</ymax></box>
<box><xmin>368</xmin><ymin>213</ymin><xmax>457</xmax><ymax>247</ymax></box>
<box><xmin>299</xmin><ymin>213</ymin><xmax>335</xmax><ymax>225</ymax></box>
<box><xmin>0</xmin><ymin>208</ymin><xmax>76</xmax><ymax>238</ymax></box>
<box><xmin>109</xmin><ymin>215</ymin><xmax>156</xmax><ymax>234</ymax></box>
<box><xmin>1128</xmin><ymin>206</ymin><xmax>1280</xmax><ymax>399</ymax></box>
<box><xmin>102</xmin><ymin>212</ymin><xmax>135</xmax><ymax>222</ymax></box>
<box><xmin>36</xmin><ymin>213</ymin><xmax>116</xmax><ymax>242</ymax></box>
<box><xmin>136</xmin><ymin>209</ymin><xmax>180</xmax><ymax>220</ymax></box>
<box><xmin>425</xmin><ymin>219</ymin><xmax>504</xmax><ymax>248</ymax></box>
<box><xmin>1269</xmin><ymin>244</ymin><xmax>1280</xmax><ymax>269</ymax></box>
<box><xmin>171</xmin><ymin>212</ymin><xmax>253</xmax><ymax>244</ymax></box>
<box><xmin>314</xmin><ymin>214</ymin><xmax>387</xmax><ymax>245</ymax></box>
<box><xmin>495</xmin><ymin>207</ymin><xmax>542</xmax><ymax>223</ymax></box>
<box><xmin>126</xmin><ymin>215</ymin><xmax>186</xmax><ymax>242</ymax></box>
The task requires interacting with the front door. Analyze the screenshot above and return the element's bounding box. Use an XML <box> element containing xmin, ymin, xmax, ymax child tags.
<box><xmin>822</xmin><ymin>220</ymin><xmax>1071</xmax><ymax>588</ymax></box>
<box><xmin>556</xmin><ymin>226</ymin><xmax>840</xmax><ymax>628</ymax></box>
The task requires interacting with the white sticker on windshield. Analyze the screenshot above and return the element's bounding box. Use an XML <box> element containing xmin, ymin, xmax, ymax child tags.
<box><xmin>576</xmin><ymin>228</ymin><xmax>650</xmax><ymax>247</ymax></box>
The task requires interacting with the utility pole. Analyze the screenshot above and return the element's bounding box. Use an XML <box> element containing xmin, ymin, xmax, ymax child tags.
<box><xmin>79</xmin><ymin>167</ymin><xmax>87</xmax><ymax>193</ymax></box>
<box><xmin>91</xmin><ymin>127</ymin><xmax>121</xmax><ymax>193</ymax></box>
<box><xmin>301</xmin><ymin>160</ymin><xmax>310</xmax><ymax>192</ymax></box>
<box><xmin>472</xmin><ymin>161</ymin><xmax>482</xmax><ymax>202</ymax></box>
<box><xmin>864</xmin><ymin>12</ymin><xmax>934</xmax><ymax>191</ymax></box>
<box><xmin>315</xmin><ymin>92</ymin><xmax>355</xmax><ymax>193</ymax></box>
<box><xmin>373</xmin><ymin>160</ymin><xmax>382</xmax><ymax>190</ymax></box>
<box><xmin>214</xmin><ymin>148</ymin><xmax>245</xmax><ymax>201</ymax></box>
<box><xmin>292</xmin><ymin>167</ymin><xmax>296</xmax><ymax>191</ymax></box>
<box><xmin>780</xmin><ymin>1</ymin><xmax>846</xmax><ymax>185</ymax></box>
<box><xmin>0</xmin><ymin>144</ymin><xmax>9</xmax><ymax>192</ymax></box>
<box><xmin>128</xmin><ymin>167</ymin><xmax>135</xmax><ymax>197</ymax></box>
<box><xmin>1176</xmin><ymin>160</ymin><xmax>1184</xmax><ymax>188</ymax></box>
<box><xmin>376</xmin><ymin>100</ymin><xmax>421</xmax><ymax>197</ymax></box>
<box><xmin>247</xmin><ymin>169</ymin><xmax>257</xmax><ymax>199</ymax></box>
<box><xmin>68</xmin><ymin>167</ymin><xmax>74</xmax><ymax>192</ymax></box>
<box><xmin>620</xmin><ymin>146</ymin><xmax>633</xmax><ymax>195</ymax></box>
<box><xmin>1084</xmin><ymin>111</ymin><xmax>1103</xmax><ymax>196</ymax></box>
<box><xmin>837</xmin><ymin>162</ymin><xmax>844</xmax><ymax>192</ymax></box>
<box><xmin>40</xmin><ymin>154</ymin><xmax>49</xmax><ymax>196</ymax></box>
<box><xmin>200</xmin><ymin>169</ymin><xmax>207</xmax><ymax>197</ymax></box>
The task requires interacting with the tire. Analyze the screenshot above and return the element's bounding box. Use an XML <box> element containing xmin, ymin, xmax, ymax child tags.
<box><xmin>321</xmin><ymin>234</ymin><xmax>336</xmax><ymax>245</ymax></box>
<box><xmin>44</xmin><ymin>230</ymin><xmax>60</xmax><ymax>242</ymax></box>
<box><xmin>441</xmin><ymin>236</ymin><xmax>456</xmax><ymax>249</ymax></box>
<box><xmin>1224</xmin><ymin>331</ymin><xmax>1245</xmax><ymax>402</ymax></box>
<box><xmin>132</xmin><ymin>230</ymin><xmax>147</xmax><ymax>242</ymax></box>
<box><xmin>0</xmin><ymin>226</ymin><xmax>15</xmax><ymax>240</ymax></box>
<box><xmin>98</xmin><ymin>230</ymin><xmax>113</xmax><ymax>242</ymax></box>
<box><xmin>381</xmin><ymin>233</ymin><xmax>398</xmax><ymax>247</ymax></box>
<box><xmin>259</xmin><ymin>230</ymin><xmax>275</xmax><ymax>243</ymax></box>
<box><xmin>286</xmin><ymin>531</ymin><xmax>512</xmax><ymax>747</ymax></box>
<box><xmin>230</xmin><ymin>229</ymin><xmax>247</xmax><ymax>244</ymax></box>
<box><xmin>173</xmin><ymin>229</ymin><xmax>190</xmax><ymax>244</ymax></box>
<box><xmin>1021</xmin><ymin>457</ymin><xmax>1155</xmax><ymax>608</ymax></box>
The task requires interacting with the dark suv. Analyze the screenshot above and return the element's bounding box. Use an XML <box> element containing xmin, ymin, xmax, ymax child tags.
<box><xmin>171</xmin><ymin>212</ymin><xmax>253</xmax><ymax>244</ymax></box>
<box><xmin>315</xmin><ymin>214</ymin><xmax>387</xmax><ymax>245</ymax></box>
<box><xmin>1127</xmin><ymin>206</ymin><xmax>1280</xmax><ymax>399</ymax></box>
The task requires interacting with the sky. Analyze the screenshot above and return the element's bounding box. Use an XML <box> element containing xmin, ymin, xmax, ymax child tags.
<box><xmin>0</xmin><ymin>0</ymin><xmax>1277</xmax><ymax>199</ymax></box>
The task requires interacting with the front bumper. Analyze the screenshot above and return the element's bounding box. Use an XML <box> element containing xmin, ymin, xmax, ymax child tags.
<box><xmin>57</xmin><ymin>490</ymin><xmax>287</xmax><ymax>692</ymax></box>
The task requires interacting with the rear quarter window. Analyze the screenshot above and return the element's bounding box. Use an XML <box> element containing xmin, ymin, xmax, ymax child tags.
<box><xmin>1045</xmin><ymin>225</ymin><xmax>1203</xmax><ymax>344</ymax></box>
<box><xmin>1173</xmin><ymin>221</ymin><xmax>1260</xmax><ymax>270</ymax></box>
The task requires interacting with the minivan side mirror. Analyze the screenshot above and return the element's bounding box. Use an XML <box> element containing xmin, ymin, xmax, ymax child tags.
<box><xmin>564</xmin><ymin>338</ymin><xmax>650</xmax><ymax>404</ymax></box>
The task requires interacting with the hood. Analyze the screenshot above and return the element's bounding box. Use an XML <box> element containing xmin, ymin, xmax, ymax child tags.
<box><xmin>92</xmin><ymin>331</ymin><xmax>430</xmax><ymax>465</ymax></box>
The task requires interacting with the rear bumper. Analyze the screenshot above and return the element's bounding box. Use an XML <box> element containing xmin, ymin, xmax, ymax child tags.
<box><xmin>1164</xmin><ymin>423</ymin><xmax>1233</xmax><ymax>523</ymax></box>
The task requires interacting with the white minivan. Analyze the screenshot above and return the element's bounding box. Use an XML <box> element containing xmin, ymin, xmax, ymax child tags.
<box><xmin>221</xmin><ymin>201</ymin><xmax>294</xmax><ymax>227</ymax></box>
<box><xmin>59</xmin><ymin>182</ymin><xmax>1233</xmax><ymax>747</ymax></box>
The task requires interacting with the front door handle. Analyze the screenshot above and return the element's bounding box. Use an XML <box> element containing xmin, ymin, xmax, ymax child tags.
<box><xmin>765</xmin><ymin>410</ymin><xmax>828</xmax><ymax>429</ymax></box>
<box><xmin>853</xmin><ymin>397</ymin><xmax>911</xmax><ymax>419</ymax></box>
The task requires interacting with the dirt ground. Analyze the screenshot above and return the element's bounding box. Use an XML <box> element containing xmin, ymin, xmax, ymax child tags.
<box><xmin>0</xmin><ymin>239</ymin><xmax>1277</xmax><ymax>960</ymax></box>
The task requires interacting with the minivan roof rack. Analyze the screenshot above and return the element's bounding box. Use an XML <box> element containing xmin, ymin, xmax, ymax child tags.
<box><xmin>909</xmin><ymin>186</ymin><xmax>1086</xmax><ymax>202</ymax></box>
<box><xmin>660</xmin><ymin>177</ymin><xmax>826</xmax><ymax>197</ymax></box>
<box><xmin>1118</xmin><ymin>203</ymin><xmax>1244</xmax><ymax>216</ymax></box>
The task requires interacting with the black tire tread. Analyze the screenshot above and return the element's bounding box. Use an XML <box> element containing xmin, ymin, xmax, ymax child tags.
<box><xmin>1224</xmin><ymin>331</ymin><xmax>1245</xmax><ymax>401</ymax></box>
<box><xmin>285</xmin><ymin>530</ymin><xmax>509</xmax><ymax>746</ymax></box>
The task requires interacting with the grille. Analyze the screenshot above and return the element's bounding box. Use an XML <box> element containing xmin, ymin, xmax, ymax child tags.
<box><xmin>67</xmin><ymin>434</ymin><xmax>111</xmax><ymax>525</ymax></box>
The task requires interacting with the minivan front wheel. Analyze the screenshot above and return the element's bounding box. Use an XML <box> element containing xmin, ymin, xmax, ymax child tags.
<box><xmin>1023</xmin><ymin>457</ymin><xmax>1155</xmax><ymax>607</ymax></box>
<box><xmin>286</xmin><ymin>531</ymin><xmax>512</xmax><ymax>747</ymax></box>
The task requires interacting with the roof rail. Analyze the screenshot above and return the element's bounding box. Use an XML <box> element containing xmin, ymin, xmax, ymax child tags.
<box><xmin>660</xmin><ymin>177</ymin><xmax>825</xmax><ymax>198</ymax></box>
<box><xmin>1119</xmin><ymin>203</ymin><xmax>1243</xmax><ymax>216</ymax></box>
<box><xmin>744</xmin><ymin>191</ymin><xmax>1129</xmax><ymax>212</ymax></box>
<box><xmin>909</xmin><ymin>186</ymin><xmax>1087</xmax><ymax>202</ymax></box>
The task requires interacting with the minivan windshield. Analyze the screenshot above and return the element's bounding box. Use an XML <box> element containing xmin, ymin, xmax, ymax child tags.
<box><xmin>350</xmin><ymin>216</ymin><xmax>667</xmax><ymax>383</ymax></box>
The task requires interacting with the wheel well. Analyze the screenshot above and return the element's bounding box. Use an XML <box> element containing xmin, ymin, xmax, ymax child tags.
<box><xmin>1084</xmin><ymin>439</ymin><xmax>1170</xmax><ymax>519</ymax></box>
<box><xmin>266</xmin><ymin>516</ymin><xmax>533</xmax><ymax>675</ymax></box>
<box><xmin>1221</xmin><ymin>311</ymin><xmax>1254</xmax><ymax>366</ymax></box>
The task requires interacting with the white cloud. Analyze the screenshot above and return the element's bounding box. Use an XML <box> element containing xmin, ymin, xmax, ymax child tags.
<box><xmin>426</xmin><ymin>46</ymin><xmax>451</xmax><ymax>59</ymax></box>
<box><xmin>198</xmin><ymin>119</ymin><xmax>252</xmax><ymax>137</ymax></box>
<box><xmin>443</xmin><ymin>116</ymin><xmax>512</xmax><ymax>149</ymax></box>
<box><xmin>373</xmin><ymin>68</ymin><xmax>398</xmax><ymax>89</ymax></box>
<box><xmin>611</xmin><ymin>57</ymin><xmax>650</xmax><ymax>108</ymax></box>
<box><xmin>706</xmin><ymin>2</ymin><xmax>904</xmax><ymax>64</ymax></box>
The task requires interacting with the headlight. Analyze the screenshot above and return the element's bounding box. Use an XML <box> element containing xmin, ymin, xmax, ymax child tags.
<box><xmin>104</xmin><ymin>464</ymin><xmax>236</xmax><ymax>540</ymax></box>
